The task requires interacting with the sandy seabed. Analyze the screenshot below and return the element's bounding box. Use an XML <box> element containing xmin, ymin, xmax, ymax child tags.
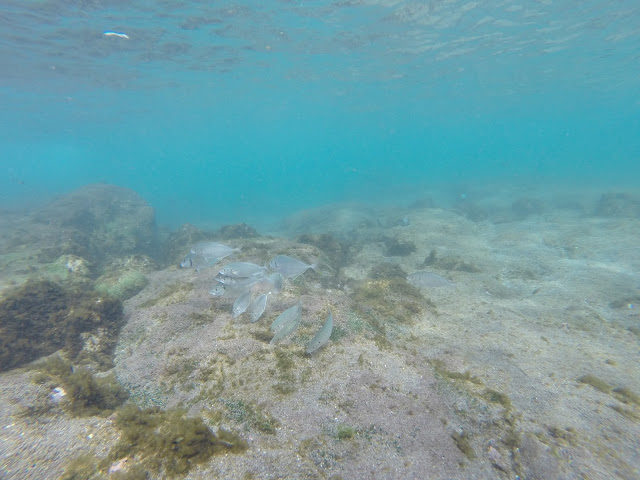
<box><xmin>1</xmin><ymin>188</ymin><xmax>639</xmax><ymax>480</ymax></box>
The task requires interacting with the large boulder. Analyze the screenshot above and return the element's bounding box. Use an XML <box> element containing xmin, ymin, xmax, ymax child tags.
<box><xmin>32</xmin><ymin>184</ymin><xmax>157</xmax><ymax>267</ymax></box>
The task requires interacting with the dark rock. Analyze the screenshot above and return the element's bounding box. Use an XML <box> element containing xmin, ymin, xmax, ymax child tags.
<box><xmin>161</xmin><ymin>223</ymin><xmax>210</xmax><ymax>267</ymax></box>
<box><xmin>216</xmin><ymin>223</ymin><xmax>258</xmax><ymax>239</ymax></box>
<box><xmin>368</xmin><ymin>262</ymin><xmax>408</xmax><ymax>280</ymax></box>
<box><xmin>512</xmin><ymin>197</ymin><xmax>545</xmax><ymax>218</ymax></box>
<box><xmin>454</xmin><ymin>201</ymin><xmax>488</xmax><ymax>222</ymax></box>
<box><xmin>595</xmin><ymin>192</ymin><xmax>640</xmax><ymax>217</ymax></box>
<box><xmin>383</xmin><ymin>237</ymin><xmax>416</xmax><ymax>256</ymax></box>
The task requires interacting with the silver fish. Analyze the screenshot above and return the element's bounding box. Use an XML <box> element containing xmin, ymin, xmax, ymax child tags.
<box><xmin>180</xmin><ymin>252</ymin><xmax>215</xmax><ymax>271</ymax></box>
<box><xmin>266</xmin><ymin>272</ymin><xmax>283</xmax><ymax>293</ymax></box>
<box><xmin>268</xmin><ymin>255</ymin><xmax>317</xmax><ymax>279</ymax></box>
<box><xmin>232</xmin><ymin>290</ymin><xmax>252</xmax><ymax>318</ymax></box>
<box><xmin>306</xmin><ymin>310</ymin><xmax>333</xmax><ymax>354</ymax></box>
<box><xmin>270</xmin><ymin>301</ymin><xmax>302</xmax><ymax>333</ymax></box>
<box><xmin>209</xmin><ymin>282</ymin><xmax>227</xmax><ymax>296</ymax></box>
<box><xmin>209</xmin><ymin>282</ymin><xmax>251</xmax><ymax>298</ymax></box>
<box><xmin>191</xmin><ymin>241</ymin><xmax>238</xmax><ymax>259</ymax></box>
<box><xmin>215</xmin><ymin>272</ymin><xmax>263</xmax><ymax>287</ymax></box>
<box><xmin>270</xmin><ymin>305</ymin><xmax>302</xmax><ymax>344</ymax></box>
<box><xmin>249</xmin><ymin>293</ymin><xmax>268</xmax><ymax>323</ymax></box>
<box><xmin>407</xmin><ymin>271</ymin><xmax>451</xmax><ymax>288</ymax></box>
<box><xmin>218</xmin><ymin>262</ymin><xmax>265</xmax><ymax>278</ymax></box>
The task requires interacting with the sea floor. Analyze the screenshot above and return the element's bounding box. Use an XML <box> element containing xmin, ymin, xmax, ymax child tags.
<box><xmin>1</xmin><ymin>184</ymin><xmax>639</xmax><ymax>479</ymax></box>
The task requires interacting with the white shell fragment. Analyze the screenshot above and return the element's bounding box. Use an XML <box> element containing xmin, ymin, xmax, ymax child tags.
<box><xmin>306</xmin><ymin>310</ymin><xmax>333</xmax><ymax>354</ymax></box>
<box><xmin>103</xmin><ymin>31</ymin><xmax>129</xmax><ymax>39</ymax></box>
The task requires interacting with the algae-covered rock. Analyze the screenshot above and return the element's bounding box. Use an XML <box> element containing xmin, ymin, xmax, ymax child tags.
<box><xmin>95</xmin><ymin>271</ymin><xmax>148</xmax><ymax>300</ymax></box>
<box><xmin>216</xmin><ymin>222</ymin><xmax>259</xmax><ymax>239</ymax></box>
<box><xmin>95</xmin><ymin>255</ymin><xmax>154</xmax><ymax>300</ymax></box>
<box><xmin>110</xmin><ymin>404</ymin><xmax>247</xmax><ymax>477</ymax></box>
<box><xmin>0</xmin><ymin>279</ymin><xmax>124</xmax><ymax>372</ymax></box>
<box><xmin>41</xmin><ymin>255</ymin><xmax>92</xmax><ymax>285</ymax></box>
<box><xmin>161</xmin><ymin>223</ymin><xmax>210</xmax><ymax>268</ymax></box>
<box><xmin>382</xmin><ymin>236</ymin><xmax>416</xmax><ymax>256</ymax></box>
<box><xmin>34</xmin><ymin>355</ymin><xmax>129</xmax><ymax>416</ymax></box>
<box><xmin>32</xmin><ymin>184</ymin><xmax>157</xmax><ymax>267</ymax></box>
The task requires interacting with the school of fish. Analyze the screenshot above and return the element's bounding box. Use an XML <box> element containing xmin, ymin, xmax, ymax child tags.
<box><xmin>181</xmin><ymin>241</ymin><xmax>332</xmax><ymax>353</ymax></box>
<box><xmin>181</xmin><ymin>241</ymin><xmax>452</xmax><ymax>354</ymax></box>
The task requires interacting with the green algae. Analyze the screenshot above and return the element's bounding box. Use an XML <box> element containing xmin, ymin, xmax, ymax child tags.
<box><xmin>352</xmin><ymin>277</ymin><xmax>425</xmax><ymax>328</ymax></box>
<box><xmin>95</xmin><ymin>271</ymin><xmax>148</xmax><ymax>300</ymax></box>
<box><xmin>609</xmin><ymin>404</ymin><xmax>640</xmax><ymax>421</ymax></box>
<box><xmin>422</xmin><ymin>249</ymin><xmax>481</xmax><ymax>273</ymax></box>
<box><xmin>451</xmin><ymin>431</ymin><xmax>475</xmax><ymax>460</ymax></box>
<box><xmin>483</xmin><ymin>389</ymin><xmax>513</xmax><ymax>410</ymax></box>
<box><xmin>430</xmin><ymin>359</ymin><xmax>523</xmax><ymax>471</ymax></box>
<box><xmin>270</xmin><ymin>348</ymin><xmax>299</xmax><ymax>395</ymax></box>
<box><xmin>110</xmin><ymin>403</ymin><xmax>247</xmax><ymax>477</ymax></box>
<box><xmin>578</xmin><ymin>374</ymin><xmax>612</xmax><ymax>393</ymax></box>
<box><xmin>368</xmin><ymin>262</ymin><xmax>407</xmax><ymax>280</ymax></box>
<box><xmin>32</xmin><ymin>355</ymin><xmax>128</xmax><ymax>416</ymax></box>
<box><xmin>612</xmin><ymin>386</ymin><xmax>640</xmax><ymax>405</ymax></box>
<box><xmin>219</xmin><ymin>398</ymin><xmax>280</xmax><ymax>434</ymax></box>
<box><xmin>431</xmin><ymin>360</ymin><xmax>482</xmax><ymax>385</ymax></box>
<box><xmin>60</xmin><ymin>454</ymin><xmax>100</xmax><ymax>480</ymax></box>
<box><xmin>382</xmin><ymin>237</ymin><xmax>416</xmax><ymax>256</ymax></box>
<box><xmin>547</xmin><ymin>426</ymin><xmax>579</xmax><ymax>447</ymax></box>
<box><xmin>336</xmin><ymin>423</ymin><xmax>357</xmax><ymax>440</ymax></box>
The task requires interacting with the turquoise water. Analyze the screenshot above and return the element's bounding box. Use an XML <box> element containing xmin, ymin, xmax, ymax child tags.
<box><xmin>1</xmin><ymin>0</ymin><xmax>639</xmax><ymax>226</ymax></box>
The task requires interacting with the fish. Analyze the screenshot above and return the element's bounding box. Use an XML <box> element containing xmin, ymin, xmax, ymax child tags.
<box><xmin>270</xmin><ymin>301</ymin><xmax>302</xmax><ymax>333</ymax></box>
<box><xmin>209</xmin><ymin>282</ymin><xmax>251</xmax><ymax>298</ymax></box>
<box><xmin>191</xmin><ymin>241</ymin><xmax>238</xmax><ymax>260</ymax></box>
<box><xmin>180</xmin><ymin>252</ymin><xmax>215</xmax><ymax>271</ymax></box>
<box><xmin>209</xmin><ymin>282</ymin><xmax>227</xmax><ymax>296</ymax></box>
<box><xmin>232</xmin><ymin>290</ymin><xmax>252</xmax><ymax>318</ymax></box>
<box><xmin>306</xmin><ymin>310</ymin><xmax>333</xmax><ymax>354</ymax></box>
<box><xmin>249</xmin><ymin>293</ymin><xmax>268</xmax><ymax>323</ymax></box>
<box><xmin>218</xmin><ymin>262</ymin><xmax>265</xmax><ymax>278</ymax></box>
<box><xmin>181</xmin><ymin>242</ymin><xmax>238</xmax><ymax>271</ymax></box>
<box><xmin>214</xmin><ymin>272</ymin><xmax>263</xmax><ymax>287</ymax></box>
<box><xmin>270</xmin><ymin>305</ymin><xmax>302</xmax><ymax>344</ymax></box>
<box><xmin>406</xmin><ymin>271</ymin><xmax>452</xmax><ymax>288</ymax></box>
<box><xmin>268</xmin><ymin>255</ymin><xmax>317</xmax><ymax>279</ymax></box>
<box><xmin>266</xmin><ymin>272</ymin><xmax>283</xmax><ymax>293</ymax></box>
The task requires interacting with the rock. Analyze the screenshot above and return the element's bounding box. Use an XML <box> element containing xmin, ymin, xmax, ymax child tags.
<box><xmin>32</xmin><ymin>184</ymin><xmax>157</xmax><ymax>267</ymax></box>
